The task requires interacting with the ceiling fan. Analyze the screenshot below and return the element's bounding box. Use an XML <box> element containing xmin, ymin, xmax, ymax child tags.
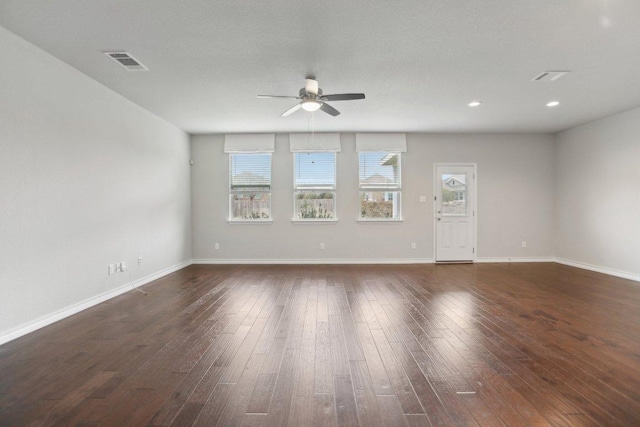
<box><xmin>258</xmin><ymin>77</ymin><xmax>365</xmax><ymax>117</ymax></box>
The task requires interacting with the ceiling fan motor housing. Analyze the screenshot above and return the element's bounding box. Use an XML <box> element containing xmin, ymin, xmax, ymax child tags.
<box><xmin>299</xmin><ymin>87</ymin><xmax>322</xmax><ymax>99</ymax></box>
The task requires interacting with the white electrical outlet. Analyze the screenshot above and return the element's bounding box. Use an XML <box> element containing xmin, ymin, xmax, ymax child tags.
<box><xmin>215</xmin><ymin>243</ymin><xmax>220</xmax><ymax>250</ymax></box>
<box><xmin>521</xmin><ymin>241</ymin><xmax>527</xmax><ymax>248</ymax></box>
<box><xmin>138</xmin><ymin>257</ymin><xmax>143</xmax><ymax>265</ymax></box>
<box><xmin>120</xmin><ymin>261</ymin><xmax>126</xmax><ymax>271</ymax></box>
<box><xmin>411</xmin><ymin>242</ymin><xmax>417</xmax><ymax>249</ymax></box>
<box><xmin>108</xmin><ymin>264</ymin><xmax>117</xmax><ymax>275</ymax></box>
<box><xmin>419</xmin><ymin>196</ymin><xmax>426</xmax><ymax>203</ymax></box>
<box><xmin>320</xmin><ymin>242</ymin><xmax>325</xmax><ymax>250</ymax></box>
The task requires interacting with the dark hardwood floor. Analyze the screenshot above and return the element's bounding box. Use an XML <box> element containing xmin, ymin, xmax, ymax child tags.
<box><xmin>1</xmin><ymin>263</ymin><xmax>640</xmax><ymax>426</ymax></box>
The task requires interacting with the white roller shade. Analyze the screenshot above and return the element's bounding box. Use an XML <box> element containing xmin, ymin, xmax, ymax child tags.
<box><xmin>289</xmin><ymin>133</ymin><xmax>341</xmax><ymax>152</ymax></box>
<box><xmin>224</xmin><ymin>134</ymin><xmax>275</xmax><ymax>153</ymax></box>
<box><xmin>355</xmin><ymin>133</ymin><xmax>407</xmax><ymax>152</ymax></box>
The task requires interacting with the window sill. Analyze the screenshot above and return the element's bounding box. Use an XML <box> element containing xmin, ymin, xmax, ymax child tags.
<box><xmin>227</xmin><ymin>219</ymin><xmax>273</xmax><ymax>224</ymax></box>
<box><xmin>357</xmin><ymin>218</ymin><xmax>403</xmax><ymax>223</ymax></box>
<box><xmin>291</xmin><ymin>219</ymin><xmax>338</xmax><ymax>224</ymax></box>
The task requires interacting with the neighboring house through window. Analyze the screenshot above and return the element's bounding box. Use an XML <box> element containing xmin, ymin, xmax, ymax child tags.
<box><xmin>359</xmin><ymin>152</ymin><xmax>402</xmax><ymax>219</ymax></box>
<box><xmin>356</xmin><ymin>133</ymin><xmax>406</xmax><ymax>221</ymax></box>
<box><xmin>441</xmin><ymin>174</ymin><xmax>467</xmax><ymax>214</ymax></box>
<box><xmin>228</xmin><ymin>153</ymin><xmax>272</xmax><ymax>220</ymax></box>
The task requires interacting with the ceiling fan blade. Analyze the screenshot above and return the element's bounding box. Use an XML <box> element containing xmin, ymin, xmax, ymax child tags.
<box><xmin>281</xmin><ymin>103</ymin><xmax>302</xmax><ymax>117</ymax></box>
<box><xmin>320</xmin><ymin>93</ymin><xmax>365</xmax><ymax>101</ymax></box>
<box><xmin>319</xmin><ymin>102</ymin><xmax>340</xmax><ymax>116</ymax></box>
<box><xmin>257</xmin><ymin>95</ymin><xmax>299</xmax><ymax>99</ymax></box>
<box><xmin>305</xmin><ymin>78</ymin><xmax>319</xmax><ymax>95</ymax></box>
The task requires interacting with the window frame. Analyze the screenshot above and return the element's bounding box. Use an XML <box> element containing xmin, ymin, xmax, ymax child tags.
<box><xmin>292</xmin><ymin>152</ymin><xmax>338</xmax><ymax>222</ymax></box>
<box><xmin>228</xmin><ymin>152</ymin><xmax>273</xmax><ymax>222</ymax></box>
<box><xmin>358</xmin><ymin>151</ymin><xmax>403</xmax><ymax>221</ymax></box>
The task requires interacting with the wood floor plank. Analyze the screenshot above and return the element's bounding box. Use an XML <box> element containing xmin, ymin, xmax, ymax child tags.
<box><xmin>264</xmin><ymin>347</ymin><xmax>297</xmax><ymax>426</ymax></box>
<box><xmin>288</xmin><ymin>337</ymin><xmax>316</xmax><ymax>427</ymax></box>
<box><xmin>353</xmin><ymin>322</ymin><xmax>392</xmax><ymax>395</ymax></box>
<box><xmin>369</xmin><ymin>328</ymin><xmax>424</xmax><ymax>415</ymax></box>
<box><xmin>334</xmin><ymin>375</ymin><xmax>359</xmax><ymax>427</ymax></box>
<box><xmin>404</xmin><ymin>414</ymin><xmax>433</xmax><ymax>427</ymax></box>
<box><xmin>377</xmin><ymin>395</ymin><xmax>409</xmax><ymax>427</ymax></box>
<box><xmin>193</xmin><ymin>382</ymin><xmax>236</xmax><ymax>426</ymax></box>
<box><xmin>349</xmin><ymin>360</ymin><xmax>383</xmax><ymax>427</ymax></box>
<box><xmin>2</xmin><ymin>263</ymin><xmax>640</xmax><ymax>426</ymax></box>
<box><xmin>314</xmin><ymin>393</ymin><xmax>338</xmax><ymax>427</ymax></box>
<box><xmin>246</xmin><ymin>336</ymin><xmax>286</xmax><ymax>413</ymax></box>
<box><xmin>314</xmin><ymin>322</ymin><xmax>334</xmax><ymax>394</ymax></box>
<box><xmin>389</xmin><ymin>343</ymin><xmax>454</xmax><ymax>426</ymax></box>
<box><xmin>328</xmin><ymin>315</ymin><xmax>350</xmax><ymax>377</ymax></box>
<box><xmin>216</xmin><ymin>353</ymin><xmax>266</xmax><ymax>427</ymax></box>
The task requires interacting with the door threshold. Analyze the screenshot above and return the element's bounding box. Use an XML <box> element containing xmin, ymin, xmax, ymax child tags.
<box><xmin>435</xmin><ymin>260</ymin><xmax>474</xmax><ymax>264</ymax></box>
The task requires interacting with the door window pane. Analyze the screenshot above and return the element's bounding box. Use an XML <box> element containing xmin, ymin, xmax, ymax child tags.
<box><xmin>441</xmin><ymin>173</ymin><xmax>467</xmax><ymax>216</ymax></box>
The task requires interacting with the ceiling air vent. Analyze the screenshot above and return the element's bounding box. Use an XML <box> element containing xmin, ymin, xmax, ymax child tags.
<box><xmin>104</xmin><ymin>52</ymin><xmax>148</xmax><ymax>71</ymax></box>
<box><xmin>532</xmin><ymin>71</ymin><xmax>569</xmax><ymax>82</ymax></box>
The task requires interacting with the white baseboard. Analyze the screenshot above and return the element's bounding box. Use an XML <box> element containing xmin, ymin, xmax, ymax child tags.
<box><xmin>0</xmin><ymin>260</ymin><xmax>192</xmax><ymax>346</ymax></box>
<box><xmin>192</xmin><ymin>258</ymin><xmax>435</xmax><ymax>265</ymax></box>
<box><xmin>555</xmin><ymin>258</ymin><xmax>640</xmax><ymax>283</ymax></box>
<box><xmin>476</xmin><ymin>257</ymin><xmax>639</xmax><ymax>282</ymax></box>
<box><xmin>475</xmin><ymin>257</ymin><xmax>555</xmax><ymax>263</ymax></box>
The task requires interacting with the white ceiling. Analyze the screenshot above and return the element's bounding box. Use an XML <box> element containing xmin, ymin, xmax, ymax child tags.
<box><xmin>1</xmin><ymin>0</ymin><xmax>640</xmax><ymax>134</ymax></box>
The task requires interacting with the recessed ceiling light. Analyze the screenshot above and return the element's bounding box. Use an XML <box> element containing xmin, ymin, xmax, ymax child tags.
<box><xmin>546</xmin><ymin>101</ymin><xmax>560</xmax><ymax>107</ymax></box>
<box><xmin>468</xmin><ymin>101</ymin><xmax>482</xmax><ymax>107</ymax></box>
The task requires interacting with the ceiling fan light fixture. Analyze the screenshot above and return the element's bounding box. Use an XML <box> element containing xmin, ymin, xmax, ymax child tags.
<box><xmin>260</xmin><ymin>78</ymin><xmax>357</xmax><ymax>117</ymax></box>
<box><xmin>301</xmin><ymin>100</ymin><xmax>322</xmax><ymax>112</ymax></box>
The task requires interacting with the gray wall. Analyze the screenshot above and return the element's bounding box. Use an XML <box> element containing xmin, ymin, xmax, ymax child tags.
<box><xmin>555</xmin><ymin>107</ymin><xmax>640</xmax><ymax>278</ymax></box>
<box><xmin>191</xmin><ymin>133</ymin><xmax>555</xmax><ymax>262</ymax></box>
<box><xmin>0</xmin><ymin>26</ymin><xmax>192</xmax><ymax>340</ymax></box>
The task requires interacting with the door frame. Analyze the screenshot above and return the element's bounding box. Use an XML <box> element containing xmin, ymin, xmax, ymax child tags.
<box><xmin>433</xmin><ymin>163</ymin><xmax>478</xmax><ymax>262</ymax></box>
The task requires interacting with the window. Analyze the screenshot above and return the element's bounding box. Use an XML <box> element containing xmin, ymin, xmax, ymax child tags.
<box><xmin>355</xmin><ymin>133</ymin><xmax>406</xmax><ymax>221</ymax></box>
<box><xmin>293</xmin><ymin>152</ymin><xmax>336</xmax><ymax>220</ymax></box>
<box><xmin>359</xmin><ymin>152</ymin><xmax>401</xmax><ymax>219</ymax></box>
<box><xmin>229</xmin><ymin>153</ymin><xmax>271</xmax><ymax>221</ymax></box>
<box><xmin>289</xmin><ymin>133</ymin><xmax>340</xmax><ymax>221</ymax></box>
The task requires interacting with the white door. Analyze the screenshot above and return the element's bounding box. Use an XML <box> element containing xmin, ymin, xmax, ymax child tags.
<box><xmin>435</xmin><ymin>164</ymin><xmax>476</xmax><ymax>262</ymax></box>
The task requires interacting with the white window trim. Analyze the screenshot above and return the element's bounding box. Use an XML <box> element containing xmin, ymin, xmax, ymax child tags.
<box><xmin>228</xmin><ymin>219</ymin><xmax>273</xmax><ymax>224</ymax></box>
<box><xmin>291</xmin><ymin>218</ymin><xmax>339</xmax><ymax>224</ymax></box>
<box><xmin>357</xmin><ymin>218</ymin><xmax>404</xmax><ymax>223</ymax></box>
